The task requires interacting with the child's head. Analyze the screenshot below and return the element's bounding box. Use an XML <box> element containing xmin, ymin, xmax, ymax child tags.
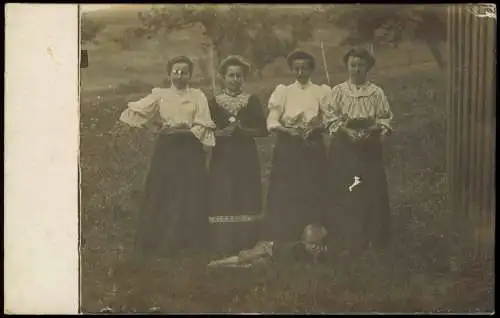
<box><xmin>302</xmin><ymin>223</ymin><xmax>327</xmax><ymax>243</ymax></box>
<box><xmin>301</xmin><ymin>224</ymin><xmax>328</xmax><ymax>261</ymax></box>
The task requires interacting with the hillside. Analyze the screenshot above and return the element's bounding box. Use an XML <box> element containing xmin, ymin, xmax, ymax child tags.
<box><xmin>82</xmin><ymin>4</ymin><xmax>150</xmax><ymax>23</ymax></box>
<box><xmin>82</xmin><ymin>4</ymin><xmax>347</xmax><ymax>47</ymax></box>
<box><xmin>80</xmin><ymin>4</ymin><xmax>438</xmax><ymax>93</ymax></box>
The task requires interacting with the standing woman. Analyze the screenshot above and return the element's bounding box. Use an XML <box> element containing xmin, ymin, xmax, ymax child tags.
<box><xmin>208</xmin><ymin>55</ymin><xmax>268</xmax><ymax>256</ymax></box>
<box><xmin>115</xmin><ymin>56</ymin><xmax>216</xmax><ymax>258</ymax></box>
<box><xmin>263</xmin><ymin>49</ymin><xmax>331</xmax><ymax>242</ymax></box>
<box><xmin>324</xmin><ymin>47</ymin><xmax>393</xmax><ymax>254</ymax></box>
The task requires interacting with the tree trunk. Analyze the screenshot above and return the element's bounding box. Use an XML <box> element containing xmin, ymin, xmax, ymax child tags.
<box><xmin>208</xmin><ymin>44</ymin><xmax>218</xmax><ymax>94</ymax></box>
<box><xmin>425</xmin><ymin>40</ymin><xmax>446</xmax><ymax>69</ymax></box>
<box><xmin>212</xmin><ymin>41</ymin><xmax>222</xmax><ymax>69</ymax></box>
<box><xmin>367</xmin><ymin>42</ymin><xmax>375</xmax><ymax>57</ymax></box>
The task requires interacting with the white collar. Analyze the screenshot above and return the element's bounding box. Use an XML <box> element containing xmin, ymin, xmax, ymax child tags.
<box><xmin>170</xmin><ymin>85</ymin><xmax>190</xmax><ymax>94</ymax></box>
<box><xmin>222</xmin><ymin>89</ymin><xmax>243</xmax><ymax>97</ymax></box>
<box><xmin>348</xmin><ymin>79</ymin><xmax>370</xmax><ymax>89</ymax></box>
<box><xmin>294</xmin><ymin>79</ymin><xmax>313</xmax><ymax>90</ymax></box>
<box><xmin>344</xmin><ymin>81</ymin><xmax>377</xmax><ymax>97</ymax></box>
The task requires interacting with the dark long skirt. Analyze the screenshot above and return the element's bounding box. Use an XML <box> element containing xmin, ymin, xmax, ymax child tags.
<box><xmin>326</xmin><ymin>131</ymin><xmax>391</xmax><ymax>253</ymax></box>
<box><xmin>135</xmin><ymin>133</ymin><xmax>209</xmax><ymax>258</ymax></box>
<box><xmin>208</xmin><ymin>135</ymin><xmax>262</xmax><ymax>256</ymax></box>
<box><xmin>262</xmin><ymin>132</ymin><xmax>328</xmax><ymax>242</ymax></box>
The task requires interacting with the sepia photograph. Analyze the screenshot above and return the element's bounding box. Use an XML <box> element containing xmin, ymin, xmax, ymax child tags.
<box><xmin>78</xmin><ymin>3</ymin><xmax>495</xmax><ymax>314</ymax></box>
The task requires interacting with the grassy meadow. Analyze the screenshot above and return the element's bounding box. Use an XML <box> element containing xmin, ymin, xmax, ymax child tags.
<box><xmin>79</xmin><ymin>26</ymin><xmax>493</xmax><ymax>313</ymax></box>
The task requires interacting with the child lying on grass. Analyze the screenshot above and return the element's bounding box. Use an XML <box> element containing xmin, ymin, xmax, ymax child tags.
<box><xmin>207</xmin><ymin>224</ymin><xmax>329</xmax><ymax>268</ymax></box>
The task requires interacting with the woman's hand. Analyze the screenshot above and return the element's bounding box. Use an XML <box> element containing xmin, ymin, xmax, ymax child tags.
<box><xmin>355</xmin><ymin>129</ymin><xmax>370</xmax><ymax>141</ymax></box>
<box><xmin>287</xmin><ymin>128</ymin><xmax>302</xmax><ymax>137</ymax></box>
<box><xmin>301</xmin><ymin>128</ymin><xmax>313</xmax><ymax>141</ymax></box>
<box><xmin>359</xmin><ymin>124</ymin><xmax>388</xmax><ymax>141</ymax></box>
<box><xmin>359</xmin><ymin>125</ymin><xmax>378</xmax><ymax>140</ymax></box>
<box><xmin>269</xmin><ymin>125</ymin><xmax>299</xmax><ymax>137</ymax></box>
<box><xmin>215</xmin><ymin>122</ymin><xmax>238</xmax><ymax>137</ymax></box>
<box><xmin>341</xmin><ymin>126</ymin><xmax>362</xmax><ymax>142</ymax></box>
<box><xmin>274</xmin><ymin>125</ymin><xmax>301</xmax><ymax>137</ymax></box>
<box><xmin>302</xmin><ymin>125</ymin><xmax>324</xmax><ymax>141</ymax></box>
<box><xmin>380</xmin><ymin>125</ymin><xmax>391</xmax><ymax>141</ymax></box>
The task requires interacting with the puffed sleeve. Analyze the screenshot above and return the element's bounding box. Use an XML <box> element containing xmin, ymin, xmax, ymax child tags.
<box><xmin>119</xmin><ymin>88</ymin><xmax>161</xmax><ymax>127</ymax></box>
<box><xmin>191</xmin><ymin>89</ymin><xmax>217</xmax><ymax>147</ymax></box>
<box><xmin>373</xmin><ymin>88</ymin><xmax>393</xmax><ymax>135</ymax></box>
<box><xmin>266</xmin><ymin>84</ymin><xmax>286</xmax><ymax>131</ymax></box>
<box><xmin>324</xmin><ymin>85</ymin><xmax>347</xmax><ymax>135</ymax></box>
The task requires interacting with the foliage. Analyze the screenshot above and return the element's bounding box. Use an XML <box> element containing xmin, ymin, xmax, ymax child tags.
<box><xmin>247</xmin><ymin>11</ymin><xmax>314</xmax><ymax>78</ymax></box>
<box><xmin>324</xmin><ymin>4</ymin><xmax>448</xmax><ymax>68</ymax></box>
<box><xmin>134</xmin><ymin>5</ymin><xmax>316</xmax><ymax>78</ymax></box>
<box><xmin>136</xmin><ymin>5</ymin><xmax>249</xmax><ymax>60</ymax></box>
<box><xmin>81</xmin><ymin>13</ymin><xmax>106</xmax><ymax>44</ymax></box>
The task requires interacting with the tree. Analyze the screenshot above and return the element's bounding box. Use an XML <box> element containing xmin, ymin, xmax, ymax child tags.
<box><xmin>248</xmin><ymin>22</ymin><xmax>289</xmax><ymax>79</ymax></box>
<box><xmin>247</xmin><ymin>10</ymin><xmax>314</xmax><ymax>79</ymax></box>
<box><xmin>80</xmin><ymin>13</ymin><xmax>105</xmax><ymax>45</ymax></box>
<box><xmin>325</xmin><ymin>4</ymin><xmax>448</xmax><ymax>69</ymax></box>
<box><xmin>136</xmin><ymin>5</ymin><xmax>253</xmax><ymax>64</ymax></box>
<box><xmin>134</xmin><ymin>5</ymin><xmax>316</xmax><ymax>78</ymax></box>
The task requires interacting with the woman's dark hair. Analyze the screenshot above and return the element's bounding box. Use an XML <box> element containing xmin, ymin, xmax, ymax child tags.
<box><xmin>167</xmin><ymin>56</ymin><xmax>194</xmax><ymax>76</ymax></box>
<box><xmin>343</xmin><ymin>47</ymin><xmax>376</xmax><ymax>71</ymax></box>
<box><xmin>219</xmin><ymin>55</ymin><xmax>251</xmax><ymax>78</ymax></box>
<box><xmin>286</xmin><ymin>49</ymin><xmax>316</xmax><ymax>71</ymax></box>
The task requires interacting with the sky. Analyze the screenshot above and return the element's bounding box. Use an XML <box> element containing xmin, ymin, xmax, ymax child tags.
<box><xmin>80</xmin><ymin>4</ymin><xmax>117</xmax><ymax>12</ymax></box>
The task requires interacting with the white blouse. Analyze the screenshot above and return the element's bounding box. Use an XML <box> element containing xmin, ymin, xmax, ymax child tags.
<box><xmin>267</xmin><ymin>80</ymin><xmax>332</xmax><ymax>131</ymax></box>
<box><xmin>119</xmin><ymin>86</ymin><xmax>216</xmax><ymax>147</ymax></box>
<box><xmin>325</xmin><ymin>81</ymin><xmax>393</xmax><ymax>135</ymax></box>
